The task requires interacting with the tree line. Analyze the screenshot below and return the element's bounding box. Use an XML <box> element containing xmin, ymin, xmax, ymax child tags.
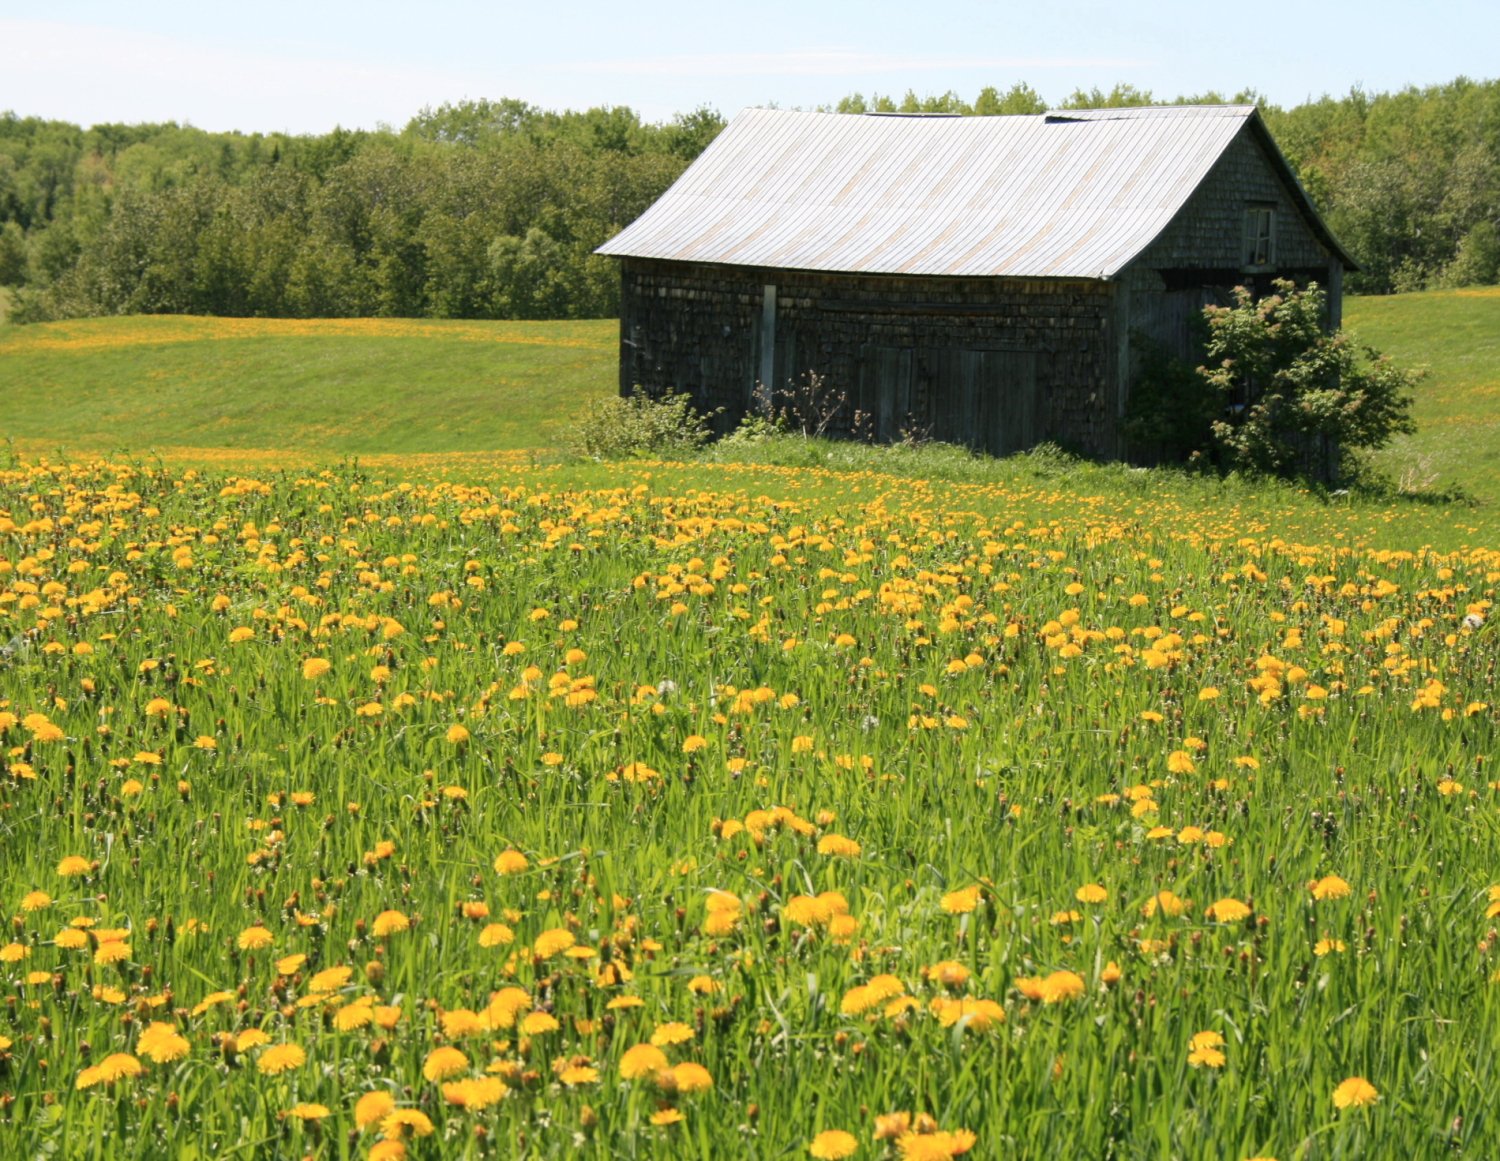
<box><xmin>1</xmin><ymin>78</ymin><xmax>1496</xmax><ymax>322</ymax></box>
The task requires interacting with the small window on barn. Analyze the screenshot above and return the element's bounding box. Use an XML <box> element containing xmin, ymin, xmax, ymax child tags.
<box><xmin>1243</xmin><ymin>205</ymin><xmax>1276</xmax><ymax>268</ymax></box>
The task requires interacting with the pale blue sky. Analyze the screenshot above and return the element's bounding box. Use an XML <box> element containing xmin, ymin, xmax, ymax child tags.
<box><xmin>2</xmin><ymin>1</ymin><xmax>1495</xmax><ymax>133</ymax></box>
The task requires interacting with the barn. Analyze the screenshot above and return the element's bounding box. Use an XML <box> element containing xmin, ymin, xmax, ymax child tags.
<box><xmin>596</xmin><ymin>105</ymin><xmax>1356</xmax><ymax>459</ymax></box>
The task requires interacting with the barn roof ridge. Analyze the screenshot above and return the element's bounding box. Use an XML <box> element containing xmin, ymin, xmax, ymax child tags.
<box><xmin>597</xmin><ymin>104</ymin><xmax>1354</xmax><ymax>279</ymax></box>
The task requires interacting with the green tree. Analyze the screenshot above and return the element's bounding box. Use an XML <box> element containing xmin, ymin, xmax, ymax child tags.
<box><xmin>1198</xmin><ymin>280</ymin><xmax>1419</xmax><ymax>481</ymax></box>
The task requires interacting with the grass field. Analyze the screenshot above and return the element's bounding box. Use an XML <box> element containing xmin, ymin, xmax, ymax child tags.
<box><xmin>1</xmin><ymin>296</ymin><xmax>1500</xmax><ymax>1158</ymax></box>
<box><xmin>0</xmin><ymin>315</ymin><xmax>617</xmax><ymax>457</ymax></box>
<box><xmin>1346</xmin><ymin>288</ymin><xmax>1500</xmax><ymax>499</ymax></box>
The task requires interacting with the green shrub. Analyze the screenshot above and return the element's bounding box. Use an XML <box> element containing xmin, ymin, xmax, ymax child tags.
<box><xmin>565</xmin><ymin>390</ymin><xmax>717</xmax><ymax>460</ymax></box>
<box><xmin>1200</xmin><ymin>280</ymin><xmax>1420</xmax><ymax>482</ymax></box>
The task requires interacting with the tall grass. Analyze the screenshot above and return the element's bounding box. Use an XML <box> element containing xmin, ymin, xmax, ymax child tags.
<box><xmin>0</xmin><ymin>454</ymin><xmax>1496</xmax><ymax>1158</ymax></box>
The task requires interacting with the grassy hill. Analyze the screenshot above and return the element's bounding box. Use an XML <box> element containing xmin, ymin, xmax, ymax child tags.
<box><xmin>1</xmin><ymin>289</ymin><xmax>1496</xmax><ymax>497</ymax></box>
<box><xmin>1345</xmin><ymin>288</ymin><xmax>1500</xmax><ymax>499</ymax></box>
<box><xmin>0</xmin><ymin>315</ymin><xmax>617</xmax><ymax>460</ymax></box>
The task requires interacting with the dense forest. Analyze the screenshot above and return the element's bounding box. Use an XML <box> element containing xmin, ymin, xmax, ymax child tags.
<box><xmin>1</xmin><ymin>78</ymin><xmax>1497</xmax><ymax>322</ymax></box>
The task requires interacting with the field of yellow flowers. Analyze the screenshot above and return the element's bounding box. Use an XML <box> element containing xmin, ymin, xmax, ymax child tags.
<box><xmin>2</xmin><ymin>453</ymin><xmax>1498</xmax><ymax>1159</ymax></box>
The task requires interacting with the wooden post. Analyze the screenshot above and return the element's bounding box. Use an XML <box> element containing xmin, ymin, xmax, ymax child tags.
<box><xmin>756</xmin><ymin>284</ymin><xmax>777</xmax><ymax>413</ymax></box>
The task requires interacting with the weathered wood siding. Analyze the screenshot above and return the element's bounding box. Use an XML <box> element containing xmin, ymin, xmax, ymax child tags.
<box><xmin>619</xmin><ymin>259</ymin><xmax>1121</xmax><ymax>457</ymax></box>
<box><xmin>1122</xmin><ymin>124</ymin><xmax>1344</xmax><ymax>365</ymax></box>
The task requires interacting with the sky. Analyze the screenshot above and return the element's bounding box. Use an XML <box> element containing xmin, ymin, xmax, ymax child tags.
<box><xmin>2</xmin><ymin>1</ymin><xmax>1497</xmax><ymax>134</ymax></box>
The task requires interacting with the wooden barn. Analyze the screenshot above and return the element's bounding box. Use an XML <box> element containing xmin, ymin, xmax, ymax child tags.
<box><xmin>596</xmin><ymin>105</ymin><xmax>1356</xmax><ymax>458</ymax></box>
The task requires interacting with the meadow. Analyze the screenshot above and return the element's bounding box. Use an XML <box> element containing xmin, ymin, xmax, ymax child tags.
<box><xmin>1</xmin><ymin>295</ymin><xmax>1499</xmax><ymax>1159</ymax></box>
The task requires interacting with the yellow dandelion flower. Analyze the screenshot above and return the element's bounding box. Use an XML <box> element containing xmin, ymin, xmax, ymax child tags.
<box><xmin>236</xmin><ymin>925</ymin><xmax>274</xmax><ymax>951</ymax></box>
<box><xmin>808</xmin><ymin>1129</ymin><xmax>860</xmax><ymax>1159</ymax></box>
<box><xmin>255</xmin><ymin>1042</ymin><xmax>306</xmax><ymax>1075</ymax></box>
<box><xmin>619</xmin><ymin>1043</ymin><xmax>669</xmax><ymax>1079</ymax></box>
<box><xmin>371</xmin><ymin>910</ymin><xmax>409</xmax><ymax>937</ymax></box>
<box><xmin>422</xmin><ymin>1045</ymin><xmax>470</xmax><ymax>1082</ymax></box>
<box><xmin>355</xmin><ymin>1090</ymin><xmax>397</xmax><ymax>1129</ymax></box>
<box><xmin>1332</xmin><ymin>1076</ymin><xmax>1379</xmax><ymax>1109</ymax></box>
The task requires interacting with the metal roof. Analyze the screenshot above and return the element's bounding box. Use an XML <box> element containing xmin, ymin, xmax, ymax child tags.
<box><xmin>598</xmin><ymin>105</ymin><xmax>1346</xmax><ymax>279</ymax></box>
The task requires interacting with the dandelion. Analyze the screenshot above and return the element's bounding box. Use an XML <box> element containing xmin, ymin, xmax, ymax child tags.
<box><xmin>446</xmin><ymin>723</ymin><xmax>470</xmax><ymax>744</ymax></box>
<box><xmin>1204</xmin><ymin>898</ymin><xmax>1252</xmax><ymax>923</ymax></box>
<box><xmin>56</xmin><ymin>856</ymin><xmax>91</xmax><ymax>877</ymax></box>
<box><xmin>940</xmin><ymin>886</ymin><xmax>980</xmax><ymax>914</ymax></box>
<box><xmin>1309</xmin><ymin>875</ymin><xmax>1352</xmax><ymax>900</ymax></box>
<box><xmin>422</xmin><ymin>1045</ymin><xmax>470</xmax><ymax>1082</ymax></box>
<box><xmin>256</xmin><ymin>1042</ymin><xmax>306</xmax><ymax>1075</ymax></box>
<box><xmin>619</xmin><ymin>1043</ymin><xmax>669</xmax><ymax>1079</ymax></box>
<box><xmin>493</xmin><ymin>849</ymin><xmax>529</xmax><ymax>875</ymax></box>
<box><xmin>671</xmin><ymin>1061</ymin><xmax>713</xmax><ymax>1093</ymax></box>
<box><xmin>301</xmin><ymin>657</ymin><xmax>331</xmax><ymax>681</ymax></box>
<box><xmin>650</xmin><ymin>1021</ymin><xmax>694</xmax><ymax>1046</ymax></box>
<box><xmin>371</xmin><ymin>910</ymin><xmax>410</xmax><ymax>936</ymax></box>
<box><xmin>533</xmin><ymin>928</ymin><xmax>576</xmax><ymax>958</ymax></box>
<box><xmin>1187</xmin><ymin>1030</ymin><xmax>1226</xmax><ymax>1069</ymax></box>
<box><xmin>236</xmin><ymin>925</ymin><xmax>274</xmax><ymax>950</ymax></box>
<box><xmin>288</xmin><ymin>1103</ymin><xmax>331</xmax><ymax>1121</ymax></box>
<box><xmin>1332</xmin><ymin>1076</ymin><xmax>1379</xmax><ymax>1109</ymax></box>
<box><xmin>809</xmin><ymin>1129</ymin><xmax>860</xmax><ymax>1159</ymax></box>
<box><xmin>818</xmin><ymin>833</ymin><xmax>862</xmax><ymax>857</ymax></box>
<box><xmin>355</xmin><ymin>1090</ymin><xmax>396</xmax><ymax>1129</ymax></box>
<box><xmin>380</xmin><ymin>1109</ymin><xmax>436</xmax><ymax>1138</ymax></box>
<box><xmin>1075</xmin><ymin>883</ymin><xmax>1107</xmax><ymax>904</ymax></box>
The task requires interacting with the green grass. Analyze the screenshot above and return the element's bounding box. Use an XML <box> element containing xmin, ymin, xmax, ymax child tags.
<box><xmin>2</xmin><ymin>295</ymin><xmax>1500</xmax><ymax>1157</ymax></box>
<box><xmin>0</xmin><ymin>457</ymin><xmax>1497</xmax><ymax>1159</ymax></box>
<box><xmin>1346</xmin><ymin>287</ymin><xmax>1500</xmax><ymax>498</ymax></box>
<box><xmin>0</xmin><ymin>315</ymin><xmax>617</xmax><ymax>455</ymax></box>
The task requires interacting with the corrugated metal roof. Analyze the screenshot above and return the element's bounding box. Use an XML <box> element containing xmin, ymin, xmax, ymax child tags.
<box><xmin>597</xmin><ymin>105</ymin><xmax>1311</xmax><ymax>279</ymax></box>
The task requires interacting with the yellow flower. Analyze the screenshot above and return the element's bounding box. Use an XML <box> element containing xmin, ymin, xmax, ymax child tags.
<box><xmin>287</xmin><ymin>1102</ymin><xmax>330</xmax><ymax>1120</ymax></box>
<box><xmin>682</xmin><ymin>734</ymin><xmax>708</xmax><ymax>753</ymax></box>
<box><xmin>1204</xmin><ymin>898</ymin><xmax>1252</xmax><ymax>923</ymax></box>
<box><xmin>236</xmin><ymin>925</ymin><xmax>274</xmax><ymax>950</ymax></box>
<box><xmin>559</xmin><ymin>1065</ymin><xmax>599</xmax><ymax>1086</ymax></box>
<box><xmin>650</xmin><ymin>1021</ymin><xmax>694</xmax><ymax>1047</ymax></box>
<box><xmin>478</xmin><ymin>923</ymin><xmax>515</xmax><ymax>948</ymax></box>
<box><xmin>301</xmin><ymin>657</ymin><xmax>331</xmax><ymax>681</ymax></box>
<box><xmin>1332</xmin><ymin>1076</ymin><xmax>1379</xmax><ymax>1109</ymax></box>
<box><xmin>354</xmin><ymin>1090</ymin><xmax>396</xmax><ymax>1129</ymax></box>
<box><xmin>446</xmin><ymin>724</ymin><xmax>471</xmax><ymax>744</ymax></box>
<box><xmin>56</xmin><ymin>856</ymin><xmax>91</xmax><ymax>877</ymax></box>
<box><xmin>493</xmin><ymin>849</ymin><xmax>529</xmax><ymax>875</ymax></box>
<box><xmin>1075</xmin><ymin>883</ymin><xmax>1108</xmax><ymax>904</ymax></box>
<box><xmin>670</xmin><ymin>1061</ymin><xmax>713</xmax><ymax>1093</ymax></box>
<box><xmin>1038</xmin><ymin>970</ymin><xmax>1086</xmax><ymax>1004</ymax></box>
<box><xmin>808</xmin><ymin>1129</ymin><xmax>860</xmax><ymax>1159</ymax></box>
<box><xmin>650</xmin><ymin>1108</ymin><xmax>684</xmax><ymax>1126</ymax></box>
<box><xmin>77</xmin><ymin>1052</ymin><xmax>142</xmax><ymax>1088</ymax></box>
<box><xmin>940</xmin><ymin>886</ymin><xmax>980</xmax><ymax>914</ymax></box>
<box><xmin>619</xmin><ymin>1043</ymin><xmax>669</xmax><ymax>1079</ymax></box>
<box><xmin>372</xmin><ymin>910</ymin><xmax>409</xmax><ymax>937</ymax></box>
<box><xmin>307</xmin><ymin>965</ymin><xmax>351</xmax><ymax>992</ymax></box>
<box><xmin>1309</xmin><ymin>875</ymin><xmax>1352</xmax><ymax>900</ymax></box>
<box><xmin>422</xmin><ymin>1045</ymin><xmax>470</xmax><ymax>1082</ymax></box>
<box><xmin>255</xmin><ymin>1042</ymin><xmax>306</xmax><ymax>1075</ymax></box>
<box><xmin>380</xmin><ymin>1108</ymin><xmax>436</xmax><ymax>1137</ymax></box>
<box><xmin>1142</xmin><ymin>891</ymin><xmax>1188</xmax><ymax>918</ymax></box>
<box><xmin>533</xmin><ymin>928</ymin><xmax>576</xmax><ymax>958</ymax></box>
<box><xmin>817</xmin><ymin>833</ymin><xmax>862</xmax><ymax>858</ymax></box>
<box><xmin>521</xmin><ymin>1010</ymin><xmax>560</xmax><ymax>1035</ymax></box>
